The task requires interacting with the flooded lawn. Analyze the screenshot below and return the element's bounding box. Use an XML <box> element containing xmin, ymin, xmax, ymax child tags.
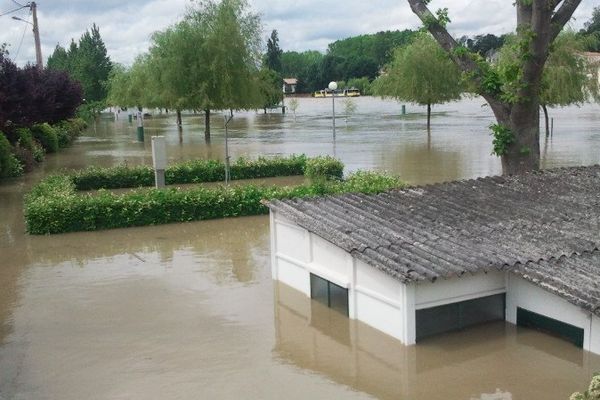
<box><xmin>1</xmin><ymin>97</ymin><xmax>599</xmax><ymax>399</ymax></box>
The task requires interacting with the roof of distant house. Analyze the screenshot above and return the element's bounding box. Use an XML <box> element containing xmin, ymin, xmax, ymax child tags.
<box><xmin>283</xmin><ymin>78</ymin><xmax>298</xmax><ymax>85</ymax></box>
<box><xmin>267</xmin><ymin>166</ymin><xmax>600</xmax><ymax>313</ymax></box>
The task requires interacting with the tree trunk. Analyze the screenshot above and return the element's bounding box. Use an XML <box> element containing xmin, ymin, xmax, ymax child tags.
<box><xmin>541</xmin><ymin>104</ymin><xmax>549</xmax><ymax>137</ymax></box>
<box><xmin>264</xmin><ymin>107</ymin><xmax>267</xmax><ymax>114</ymax></box>
<box><xmin>176</xmin><ymin>109</ymin><xmax>182</xmax><ymax>127</ymax></box>
<box><xmin>426</xmin><ymin>103</ymin><xmax>431</xmax><ymax>130</ymax></box>
<box><xmin>499</xmin><ymin>104</ymin><xmax>541</xmax><ymax>175</ymax></box>
<box><xmin>204</xmin><ymin>108</ymin><xmax>211</xmax><ymax>141</ymax></box>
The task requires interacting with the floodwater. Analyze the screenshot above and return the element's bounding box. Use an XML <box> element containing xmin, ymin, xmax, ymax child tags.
<box><xmin>1</xmin><ymin>97</ymin><xmax>600</xmax><ymax>399</ymax></box>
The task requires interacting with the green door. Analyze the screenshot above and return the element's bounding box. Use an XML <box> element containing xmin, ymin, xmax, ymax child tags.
<box><xmin>517</xmin><ymin>307</ymin><xmax>584</xmax><ymax>348</ymax></box>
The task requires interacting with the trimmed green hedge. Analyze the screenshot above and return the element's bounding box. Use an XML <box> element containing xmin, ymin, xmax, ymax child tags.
<box><xmin>24</xmin><ymin>168</ymin><xmax>404</xmax><ymax>235</ymax></box>
<box><xmin>71</xmin><ymin>155</ymin><xmax>343</xmax><ymax>190</ymax></box>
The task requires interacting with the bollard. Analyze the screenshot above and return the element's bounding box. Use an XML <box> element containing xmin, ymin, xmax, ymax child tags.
<box><xmin>401</xmin><ymin>105</ymin><xmax>406</xmax><ymax>115</ymax></box>
<box><xmin>136</xmin><ymin>111</ymin><xmax>144</xmax><ymax>142</ymax></box>
<box><xmin>151</xmin><ymin>136</ymin><xmax>166</xmax><ymax>189</ymax></box>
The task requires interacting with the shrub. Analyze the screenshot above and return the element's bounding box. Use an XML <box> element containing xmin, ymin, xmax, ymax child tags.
<box><xmin>53</xmin><ymin>118</ymin><xmax>86</xmax><ymax>147</ymax></box>
<box><xmin>72</xmin><ymin>154</ymin><xmax>313</xmax><ymax>190</ymax></box>
<box><xmin>31</xmin><ymin>123</ymin><xmax>59</xmax><ymax>153</ymax></box>
<box><xmin>0</xmin><ymin>133</ymin><xmax>17</xmax><ymax>177</ymax></box>
<box><xmin>304</xmin><ymin>156</ymin><xmax>344</xmax><ymax>181</ymax></box>
<box><xmin>0</xmin><ymin>134</ymin><xmax>24</xmax><ymax>178</ymax></box>
<box><xmin>16</xmin><ymin>128</ymin><xmax>44</xmax><ymax>164</ymax></box>
<box><xmin>24</xmin><ymin>169</ymin><xmax>405</xmax><ymax>234</ymax></box>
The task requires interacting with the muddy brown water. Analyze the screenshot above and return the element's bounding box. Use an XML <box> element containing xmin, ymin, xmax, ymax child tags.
<box><xmin>1</xmin><ymin>97</ymin><xmax>600</xmax><ymax>399</ymax></box>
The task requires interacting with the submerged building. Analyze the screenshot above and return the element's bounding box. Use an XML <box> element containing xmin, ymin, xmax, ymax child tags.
<box><xmin>266</xmin><ymin>166</ymin><xmax>600</xmax><ymax>353</ymax></box>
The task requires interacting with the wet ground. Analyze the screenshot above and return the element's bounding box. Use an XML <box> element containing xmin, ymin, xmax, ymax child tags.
<box><xmin>1</xmin><ymin>97</ymin><xmax>599</xmax><ymax>399</ymax></box>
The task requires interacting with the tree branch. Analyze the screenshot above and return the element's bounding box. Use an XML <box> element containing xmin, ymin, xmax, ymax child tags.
<box><xmin>550</xmin><ymin>0</ymin><xmax>583</xmax><ymax>42</ymax></box>
<box><xmin>406</xmin><ymin>0</ymin><xmax>510</xmax><ymax>119</ymax></box>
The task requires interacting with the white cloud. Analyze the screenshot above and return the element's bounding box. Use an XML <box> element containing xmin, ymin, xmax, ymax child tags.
<box><xmin>0</xmin><ymin>0</ymin><xmax>596</xmax><ymax>66</ymax></box>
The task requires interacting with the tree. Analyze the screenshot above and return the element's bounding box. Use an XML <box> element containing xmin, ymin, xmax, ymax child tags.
<box><xmin>257</xmin><ymin>68</ymin><xmax>282</xmax><ymax>113</ymax></box>
<box><xmin>47</xmin><ymin>24</ymin><xmax>112</xmax><ymax>108</ymax></box>
<box><xmin>372</xmin><ymin>33</ymin><xmax>462</xmax><ymax>129</ymax></box>
<box><xmin>497</xmin><ymin>32</ymin><xmax>595</xmax><ymax>136</ymax></box>
<box><xmin>1</xmin><ymin>49</ymin><xmax>82</xmax><ymax>134</ymax></box>
<box><xmin>185</xmin><ymin>0</ymin><xmax>263</xmax><ymax>139</ymax></box>
<box><xmin>264</xmin><ymin>30</ymin><xmax>282</xmax><ymax>73</ymax></box>
<box><xmin>407</xmin><ymin>0</ymin><xmax>584</xmax><ymax>174</ymax></box>
<box><xmin>580</xmin><ymin>6</ymin><xmax>600</xmax><ymax>51</ymax></box>
<box><xmin>459</xmin><ymin>34</ymin><xmax>506</xmax><ymax>57</ymax></box>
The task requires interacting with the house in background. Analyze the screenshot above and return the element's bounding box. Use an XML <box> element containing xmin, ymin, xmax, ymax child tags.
<box><xmin>282</xmin><ymin>78</ymin><xmax>298</xmax><ymax>94</ymax></box>
<box><xmin>267</xmin><ymin>166</ymin><xmax>600</xmax><ymax>354</ymax></box>
<box><xmin>582</xmin><ymin>52</ymin><xmax>600</xmax><ymax>85</ymax></box>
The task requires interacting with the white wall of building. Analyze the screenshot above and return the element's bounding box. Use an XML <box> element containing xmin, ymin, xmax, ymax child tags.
<box><xmin>506</xmin><ymin>275</ymin><xmax>599</xmax><ymax>353</ymax></box>
<box><xmin>270</xmin><ymin>211</ymin><xmax>411</xmax><ymax>343</ymax></box>
<box><xmin>270</xmin><ymin>210</ymin><xmax>600</xmax><ymax>354</ymax></box>
<box><xmin>415</xmin><ymin>271</ymin><xmax>506</xmax><ymax>310</ymax></box>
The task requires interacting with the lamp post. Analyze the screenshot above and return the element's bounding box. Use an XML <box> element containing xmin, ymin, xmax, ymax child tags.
<box><xmin>328</xmin><ymin>81</ymin><xmax>337</xmax><ymax>140</ymax></box>
<box><xmin>11</xmin><ymin>2</ymin><xmax>42</xmax><ymax>69</ymax></box>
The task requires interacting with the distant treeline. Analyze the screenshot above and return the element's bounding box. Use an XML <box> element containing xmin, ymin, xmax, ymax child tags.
<box><xmin>278</xmin><ymin>30</ymin><xmax>515</xmax><ymax>93</ymax></box>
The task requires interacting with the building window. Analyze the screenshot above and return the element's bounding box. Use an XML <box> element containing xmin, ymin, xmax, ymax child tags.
<box><xmin>310</xmin><ymin>273</ymin><xmax>349</xmax><ymax>316</ymax></box>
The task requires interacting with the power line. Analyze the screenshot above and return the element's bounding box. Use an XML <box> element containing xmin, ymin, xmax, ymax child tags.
<box><xmin>0</xmin><ymin>4</ymin><xmax>27</xmax><ymax>17</ymax></box>
<box><xmin>13</xmin><ymin>11</ymin><xmax>31</xmax><ymax>61</ymax></box>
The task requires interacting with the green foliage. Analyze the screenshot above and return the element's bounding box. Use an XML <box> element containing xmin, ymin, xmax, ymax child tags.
<box><xmin>570</xmin><ymin>373</ymin><xmax>600</xmax><ymax>400</ymax></box>
<box><xmin>264</xmin><ymin>30</ymin><xmax>283</xmax><ymax>73</ymax></box>
<box><xmin>47</xmin><ymin>24</ymin><xmax>112</xmax><ymax>104</ymax></box>
<box><xmin>0</xmin><ymin>135</ymin><xmax>23</xmax><ymax>178</ymax></box>
<box><xmin>541</xmin><ymin>32</ymin><xmax>592</xmax><ymax>107</ymax></box>
<box><xmin>53</xmin><ymin>118</ymin><xmax>86</xmax><ymax>147</ymax></box>
<box><xmin>347</xmin><ymin>77</ymin><xmax>373</xmax><ymax>95</ymax></box>
<box><xmin>579</xmin><ymin>6</ymin><xmax>600</xmax><ymax>51</ymax></box>
<box><xmin>25</xmin><ymin>168</ymin><xmax>405</xmax><ymax>234</ymax></box>
<box><xmin>304</xmin><ymin>156</ymin><xmax>344</xmax><ymax>181</ymax></box>
<box><xmin>338</xmin><ymin>170</ymin><xmax>404</xmax><ymax>194</ymax></box>
<box><xmin>71</xmin><ymin>155</ymin><xmax>315</xmax><ymax>190</ymax></box>
<box><xmin>30</xmin><ymin>123</ymin><xmax>59</xmax><ymax>153</ymax></box>
<box><xmin>490</xmin><ymin>123</ymin><xmax>514</xmax><ymax>156</ymax></box>
<box><xmin>257</xmin><ymin>68</ymin><xmax>282</xmax><ymax>109</ymax></box>
<box><xmin>373</xmin><ymin>33</ymin><xmax>462</xmax><ymax>106</ymax></box>
<box><xmin>0</xmin><ymin>133</ymin><xmax>16</xmax><ymax>177</ymax></box>
<box><xmin>16</xmin><ymin>128</ymin><xmax>44</xmax><ymax>162</ymax></box>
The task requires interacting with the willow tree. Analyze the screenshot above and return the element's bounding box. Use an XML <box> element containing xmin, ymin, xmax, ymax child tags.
<box><xmin>147</xmin><ymin>21</ymin><xmax>198</xmax><ymax>127</ymax></box>
<box><xmin>407</xmin><ymin>0</ymin><xmax>584</xmax><ymax>174</ymax></box>
<box><xmin>373</xmin><ymin>33</ymin><xmax>462</xmax><ymax>129</ymax></box>
<box><xmin>185</xmin><ymin>0</ymin><xmax>263</xmax><ymax>140</ymax></box>
<box><xmin>498</xmin><ymin>32</ymin><xmax>598</xmax><ymax>136</ymax></box>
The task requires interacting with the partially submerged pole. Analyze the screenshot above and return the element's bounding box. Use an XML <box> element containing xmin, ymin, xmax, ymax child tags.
<box><xmin>151</xmin><ymin>136</ymin><xmax>166</xmax><ymax>189</ymax></box>
<box><xmin>136</xmin><ymin>109</ymin><xmax>144</xmax><ymax>142</ymax></box>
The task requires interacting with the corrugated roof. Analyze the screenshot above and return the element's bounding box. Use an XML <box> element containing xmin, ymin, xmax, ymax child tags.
<box><xmin>268</xmin><ymin>166</ymin><xmax>600</xmax><ymax>312</ymax></box>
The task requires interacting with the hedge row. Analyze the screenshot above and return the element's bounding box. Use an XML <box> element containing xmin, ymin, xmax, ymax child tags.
<box><xmin>24</xmin><ymin>170</ymin><xmax>404</xmax><ymax>234</ymax></box>
<box><xmin>1</xmin><ymin>118</ymin><xmax>86</xmax><ymax>179</ymax></box>
<box><xmin>71</xmin><ymin>155</ymin><xmax>344</xmax><ymax>190</ymax></box>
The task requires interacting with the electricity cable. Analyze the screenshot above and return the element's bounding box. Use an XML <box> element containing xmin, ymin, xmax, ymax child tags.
<box><xmin>0</xmin><ymin>5</ymin><xmax>27</xmax><ymax>17</ymax></box>
<box><xmin>13</xmin><ymin>11</ymin><xmax>31</xmax><ymax>61</ymax></box>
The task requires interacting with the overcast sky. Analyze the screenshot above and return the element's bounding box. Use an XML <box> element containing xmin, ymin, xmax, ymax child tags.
<box><xmin>0</xmin><ymin>0</ymin><xmax>596</xmax><ymax>67</ymax></box>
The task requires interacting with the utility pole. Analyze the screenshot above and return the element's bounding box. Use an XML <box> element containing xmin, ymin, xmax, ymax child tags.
<box><xmin>31</xmin><ymin>2</ymin><xmax>42</xmax><ymax>69</ymax></box>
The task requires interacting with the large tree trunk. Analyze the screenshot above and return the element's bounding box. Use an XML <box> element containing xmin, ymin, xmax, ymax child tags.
<box><xmin>204</xmin><ymin>108</ymin><xmax>211</xmax><ymax>141</ymax></box>
<box><xmin>176</xmin><ymin>109</ymin><xmax>182</xmax><ymax>127</ymax></box>
<box><xmin>426</xmin><ymin>103</ymin><xmax>431</xmax><ymax>130</ymax></box>
<box><xmin>406</xmin><ymin>0</ymin><xmax>583</xmax><ymax>176</ymax></box>
<box><xmin>499</xmin><ymin>103</ymin><xmax>541</xmax><ymax>175</ymax></box>
<box><xmin>541</xmin><ymin>104</ymin><xmax>550</xmax><ymax>137</ymax></box>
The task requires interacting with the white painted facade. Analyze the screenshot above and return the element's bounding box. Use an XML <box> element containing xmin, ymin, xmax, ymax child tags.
<box><xmin>270</xmin><ymin>211</ymin><xmax>600</xmax><ymax>354</ymax></box>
